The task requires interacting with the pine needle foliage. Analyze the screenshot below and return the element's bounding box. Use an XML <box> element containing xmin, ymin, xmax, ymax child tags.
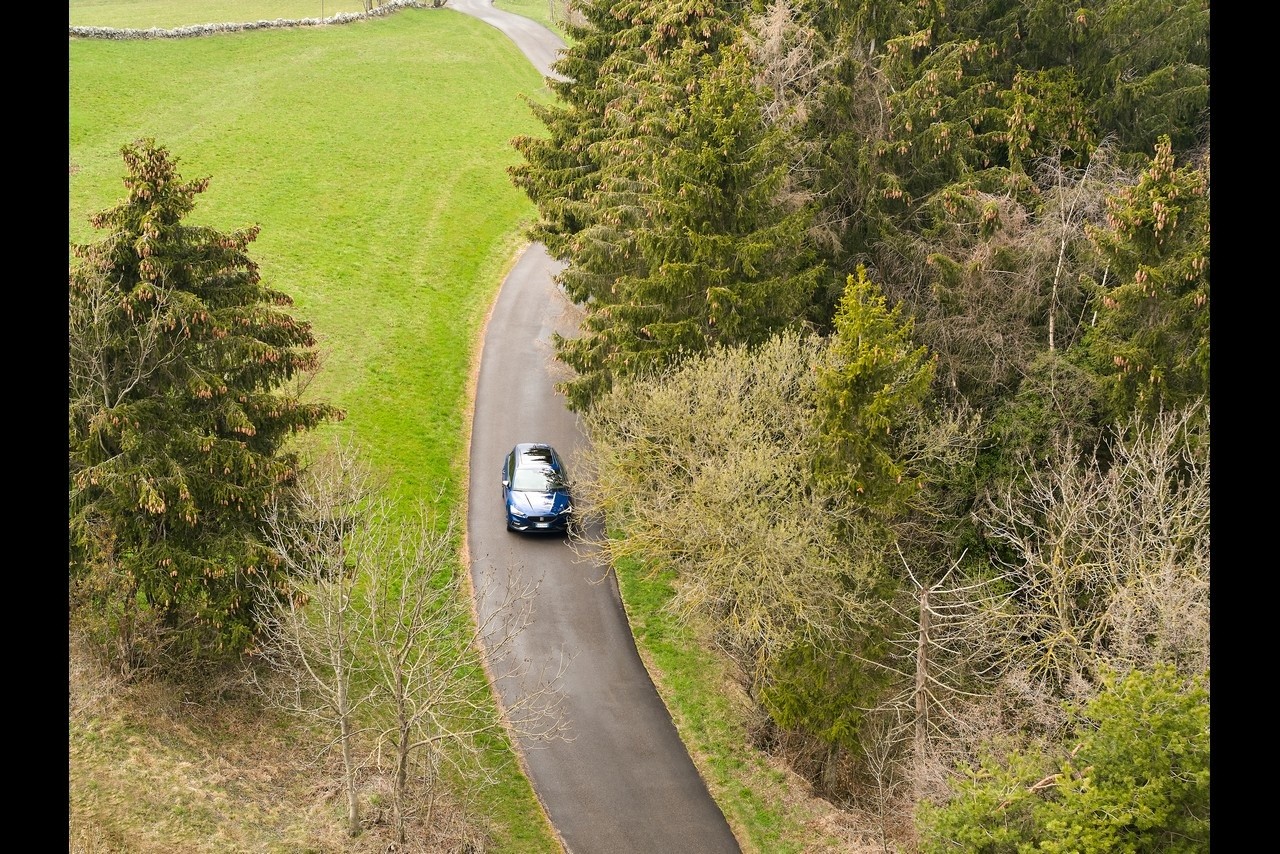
<box><xmin>1080</xmin><ymin>136</ymin><xmax>1210</xmax><ymax>425</ymax></box>
<box><xmin>69</xmin><ymin>138</ymin><xmax>344</xmax><ymax>671</ymax></box>
<box><xmin>814</xmin><ymin>266</ymin><xmax>935</xmax><ymax>514</ymax></box>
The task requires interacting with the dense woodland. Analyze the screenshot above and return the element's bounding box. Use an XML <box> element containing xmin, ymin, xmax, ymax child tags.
<box><xmin>512</xmin><ymin>0</ymin><xmax>1209</xmax><ymax>848</ymax></box>
<box><xmin>69</xmin><ymin>0</ymin><xmax>1208</xmax><ymax>850</ymax></box>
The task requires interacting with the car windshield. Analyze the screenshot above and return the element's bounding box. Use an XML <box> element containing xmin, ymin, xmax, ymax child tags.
<box><xmin>512</xmin><ymin>467</ymin><xmax>563</xmax><ymax>492</ymax></box>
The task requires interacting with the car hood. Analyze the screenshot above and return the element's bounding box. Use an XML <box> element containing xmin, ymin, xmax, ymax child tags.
<box><xmin>510</xmin><ymin>489</ymin><xmax>572</xmax><ymax>515</ymax></box>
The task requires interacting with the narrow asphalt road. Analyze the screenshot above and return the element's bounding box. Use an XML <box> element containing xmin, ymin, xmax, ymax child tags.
<box><xmin>448</xmin><ymin>0</ymin><xmax>568</xmax><ymax>81</ymax></box>
<box><xmin>456</xmin><ymin>4</ymin><xmax>741</xmax><ymax>853</ymax></box>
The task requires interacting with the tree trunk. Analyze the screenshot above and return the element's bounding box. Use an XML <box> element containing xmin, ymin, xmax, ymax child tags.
<box><xmin>340</xmin><ymin>712</ymin><xmax>361</xmax><ymax>836</ymax></box>
<box><xmin>393</xmin><ymin>723</ymin><xmax>410</xmax><ymax>843</ymax></box>
<box><xmin>914</xmin><ymin>587</ymin><xmax>929</xmax><ymax>764</ymax></box>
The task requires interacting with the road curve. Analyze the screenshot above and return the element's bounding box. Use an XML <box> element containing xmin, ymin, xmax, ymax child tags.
<box><xmin>448</xmin><ymin>0</ymin><xmax>569</xmax><ymax>81</ymax></box>
<box><xmin>457</xmin><ymin>4</ymin><xmax>740</xmax><ymax>853</ymax></box>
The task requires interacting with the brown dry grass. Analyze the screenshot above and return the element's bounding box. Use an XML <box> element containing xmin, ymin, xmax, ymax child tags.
<box><xmin>68</xmin><ymin>632</ymin><xmax>490</xmax><ymax>853</ymax></box>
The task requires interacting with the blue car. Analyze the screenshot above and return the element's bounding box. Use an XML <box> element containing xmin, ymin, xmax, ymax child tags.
<box><xmin>501</xmin><ymin>443</ymin><xmax>575</xmax><ymax>533</ymax></box>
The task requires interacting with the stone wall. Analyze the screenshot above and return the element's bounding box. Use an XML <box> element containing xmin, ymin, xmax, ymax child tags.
<box><xmin>69</xmin><ymin>0</ymin><xmax>432</xmax><ymax>40</ymax></box>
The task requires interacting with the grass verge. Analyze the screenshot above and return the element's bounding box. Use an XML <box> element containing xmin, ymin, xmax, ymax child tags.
<box><xmin>618</xmin><ymin>557</ymin><xmax>879</xmax><ymax>853</ymax></box>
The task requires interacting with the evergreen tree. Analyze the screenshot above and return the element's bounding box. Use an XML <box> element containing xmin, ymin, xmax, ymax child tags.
<box><xmin>1079</xmin><ymin>136</ymin><xmax>1210</xmax><ymax>424</ymax></box>
<box><xmin>870</xmin><ymin>0</ymin><xmax>1208</xmax><ymax>216</ymax></box>
<box><xmin>1082</xmin><ymin>0</ymin><xmax>1210</xmax><ymax>158</ymax></box>
<box><xmin>509</xmin><ymin>0</ymin><xmax>635</xmax><ymax>263</ymax></box>
<box><xmin>776</xmin><ymin>0</ymin><xmax>914</xmax><ymax>309</ymax></box>
<box><xmin>514</xmin><ymin>1</ymin><xmax>827</xmax><ymax>412</ymax></box>
<box><xmin>916</xmin><ymin>666</ymin><xmax>1210</xmax><ymax>853</ymax></box>
<box><xmin>69</xmin><ymin>139</ymin><xmax>344</xmax><ymax>670</ymax></box>
<box><xmin>810</xmin><ymin>0</ymin><xmax>1208</xmax><ymax>436</ymax></box>
<box><xmin>814</xmin><ymin>266</ymin><xmax>935</xmax><ymax>514</ymax></box>
<box><xmin>512</xmin><ymin>0</ymin><xmax>747</xmax><ymax>303</ymax></box>
<box><xmin>833</xmin><ymin>0</ymin><xmax>1208</xmax><ymax>312</ymax></box>
<box><xmin>557</xmin><ymin>38</ymin><xmax>823</xmax><ymax>410</ymax></box>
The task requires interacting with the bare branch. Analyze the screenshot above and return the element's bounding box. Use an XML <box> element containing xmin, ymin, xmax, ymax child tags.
<box><xmin>248</xmin><ymin>436</ymin><xmax>381</xmax><ymax>837</ymax></box>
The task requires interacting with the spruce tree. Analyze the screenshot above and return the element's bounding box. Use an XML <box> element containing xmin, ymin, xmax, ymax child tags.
<box><xmin>512</xmin><ymin>1</ymin><xmax>819</xmax><ymax>410</ymax></box>
<box><xmin>1080</xmin><ymin>136</ymin><xmax>1210</xmax><ymax>424</ymax></box>
<box><xmin>557</xmin><ymin>38</ymin><xmax>822</xmax><ymax>410</ymax></box>
<box><xmin>509</xmin><ymin>0</ymin><xmax>632</xmax><ymax>264</ymax></box>
<box><xmin>69</xmin><ymin>139</ymin><xmax>344</xmax><ymax>669</ymax></box>
<box><xmin>1083</xmin><ymin>0</ymin><xmax>1211</xmax><ymax>157</ymax></box>
<box><xmin>916</xmin><ymin>666</ymin><xmax>1210</xmax><ymax>853</ymax></box>
<box><xmin>814</xmin><ymin>266</ymin><xmax>934</xmax><ymax>513</ymax></box>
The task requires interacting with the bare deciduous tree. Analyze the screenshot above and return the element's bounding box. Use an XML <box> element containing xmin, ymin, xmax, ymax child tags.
<box><xmin>579</xmin><ymin>327</ymin><xmax>981</xmax><ymax>728</ymax></box>
<box><xmin>859</xmin><ymin>403</ymin><xmax>1209</xmax><ymax>831</ymax></box>
<box><xmin>250</xmin><ymin>438</ymin><xmax>377</xmax><ymax>837</ymax></box>
<box><xmin>853</xmin><ymin>551</ymin><xmax>1020</xmax><ymax>810</ymax></box>
<box><xmin>1033</xmin><ymin>138</ymin><xmax>1130</xmax><ymax>352</ymax></box>
<box><xmin>578</xmin><ymin>332</ymin><xmax>882</xmax><ymax>695</ymax></box>
<box><xmin>978</xmin><ymin>403</ymin><xmax>1211</xmax><ymax>693</ymax></box>
<box><xmin>250</xmin><ymin>439</ymin><xmax>570</xmax><ymax>845</ymax></box>
<box><xmin>365</xmin><ymin>501</ymin><xmax>571</xmax><ymax>845</ymax></box>
<box><xmin>68</xmin><ymin>272</ymin><xmax>180</xmax><ymax>415</ymax></box>
<box><xmin>746</xmin><ymin>0</ymin><xmax>831</xmax><ymax>130</ymax></box>
<box><xmin>878</xmin><ymin>140</ymin><xmax>1129</xmax><ymax>410</ymax></box>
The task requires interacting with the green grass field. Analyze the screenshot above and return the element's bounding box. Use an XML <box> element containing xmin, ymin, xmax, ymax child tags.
<box><xmin>68</xmin><ymin>0</ymin><xmax>567</xmax><ymax>34</ymax></box>
<box><xmin>69</xmin><ymin>0</ymin><xmax>368</xmax><ymax>28</ymax></box>
<box><xmin>71</xmin><ymin>7</ymin><xmax>551</xmax><ymax>509</ymax></box>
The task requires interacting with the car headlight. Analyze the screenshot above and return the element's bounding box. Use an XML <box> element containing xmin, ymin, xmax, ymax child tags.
<box><xmin>509</xmin><ymin>506</ymin><xmax>528</xmax><ymax>517</ymax></box>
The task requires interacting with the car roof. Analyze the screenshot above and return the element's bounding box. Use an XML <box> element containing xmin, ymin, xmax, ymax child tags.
<box><xmin>512</xmin><ymin>443</ymin><xmax>561</xmax><ymax>467</ymax></box>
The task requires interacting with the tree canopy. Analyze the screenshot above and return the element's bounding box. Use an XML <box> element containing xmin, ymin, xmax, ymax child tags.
<box><xmin>515</xmin><ymin>0</ymin><xmax>822</xmax><ymax>410</ymax></box>
<box><xmin>814</xmin><ymin>265</ymin><xmax>935</xmax><ymax>512</ymax></box>
<box><xmin>508</xmin><ymin>0</ymin><xmax>1210</xmax><ymax>844</ymax></box>
<box><xmin>1079</xmin><ymin>136</ymin><xmax>1210</xmax><ymax>424</ymax></box>
<box><xmin>916</xmin><ymin>665</ymin><xmax>1210</xmax><ymax>853</ymax></box>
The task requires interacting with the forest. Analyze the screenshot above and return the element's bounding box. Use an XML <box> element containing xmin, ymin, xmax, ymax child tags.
<box><xmin>512</xmin><ymin>0</ymin><xmax>1209</xmax><ymax>848</ymax></box>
